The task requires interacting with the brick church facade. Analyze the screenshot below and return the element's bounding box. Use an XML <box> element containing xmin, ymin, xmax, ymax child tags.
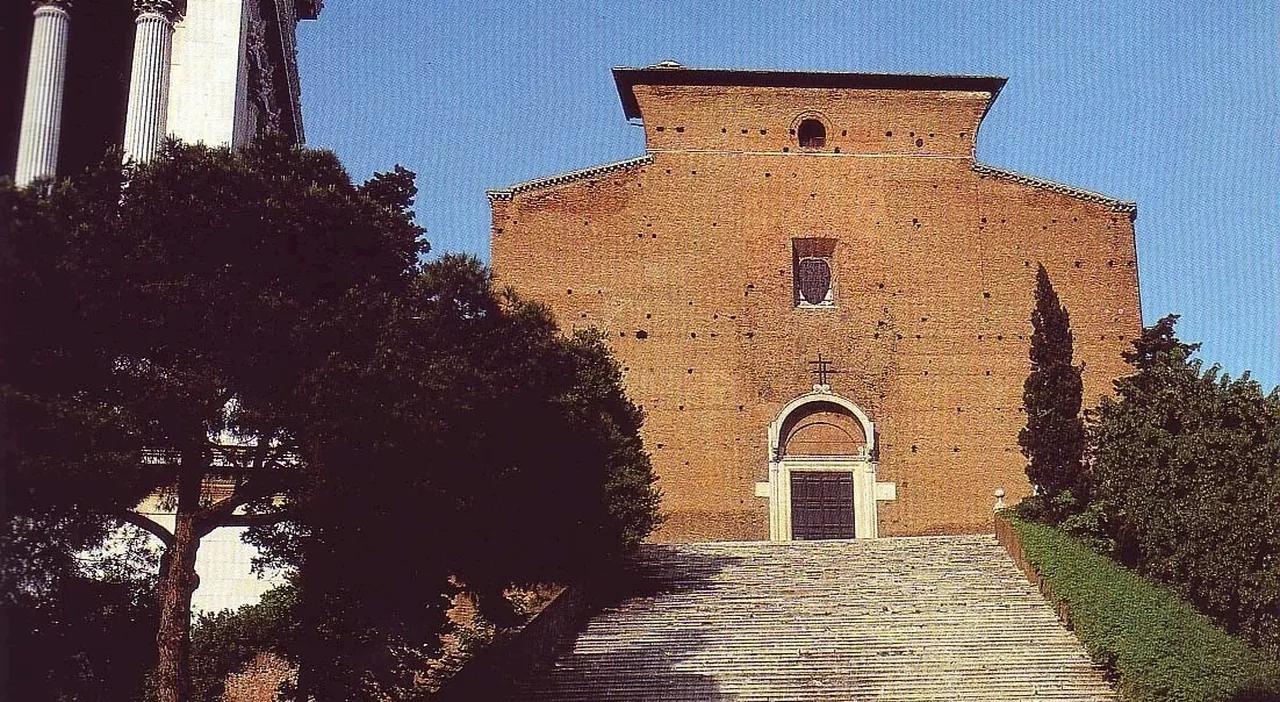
<box><xmin>489</xmin><ymin>64</ymin><xmax>1141</xmax><ymax>542</ymax></box>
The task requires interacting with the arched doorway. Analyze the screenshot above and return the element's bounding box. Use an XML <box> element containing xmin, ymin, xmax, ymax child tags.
<box><xmin>754</xmin><ymin>389</ymin><xmax>897</xmax><ymax>540</ymax></box>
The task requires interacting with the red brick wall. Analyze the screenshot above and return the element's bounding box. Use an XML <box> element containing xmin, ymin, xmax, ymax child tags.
<box><xmin>631</xmin><ymin>85</ymin><xmax>989</xmax><ymax>157</ymax></box>
<box><xmin>490</xmin><ymin>83</ymin><xmax>1140</xmax><ymax>541</ymax></box>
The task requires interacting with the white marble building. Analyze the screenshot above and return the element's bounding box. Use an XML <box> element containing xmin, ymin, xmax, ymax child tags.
<box><xmin>10</xmin><ymin>0</ymin><xmax>319</xmax><ymax>185</ymax></box>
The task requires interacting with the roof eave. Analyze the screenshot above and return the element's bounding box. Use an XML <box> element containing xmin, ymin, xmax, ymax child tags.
<box><xmin>612</xmin><ymin>66</ymin><xmax>1008</xmax><ymax>121</ymax></box>
<box><xmin>487</xmin><ymin>155</ymin><xmax>655</xmax><ymax>203</ymax></box>
<box><xmin>973</xmin><ymin>163</ymin><xmax>1137</xmax><ymax>215</ymax></box>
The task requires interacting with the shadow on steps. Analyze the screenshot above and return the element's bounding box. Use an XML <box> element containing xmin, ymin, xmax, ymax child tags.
<box><xmin>432</xmin><ymin>547</ymin><xmax>745</xmax><ymax>702</ymax></box>
<box><xmin>515</xmin><ymin>629</ymin><xmax>739</xmax><ymax>702</ymax></box>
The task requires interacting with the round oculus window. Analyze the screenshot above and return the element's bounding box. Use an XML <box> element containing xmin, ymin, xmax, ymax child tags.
<box><xmin>797</xmin><ymin>119</ymin><xmax>826</xmax><ymax>149</ymax></box>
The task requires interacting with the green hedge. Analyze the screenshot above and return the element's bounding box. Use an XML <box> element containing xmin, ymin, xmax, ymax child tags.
<box><xmin>1011</xmin><ymin>517</ymin><xmax>1280</xmax><ymax>702</ymax></box>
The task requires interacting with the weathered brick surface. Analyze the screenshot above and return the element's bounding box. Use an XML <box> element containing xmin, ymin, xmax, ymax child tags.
<box><xmin>490</xmin><ymin>72</ymin><xmax>1140</xmax><ymax>541</ymax></box>
<box><xmin>631</xmin><ymin>84</ymin><xmax>989</xmax><ymax>157</ymax></box>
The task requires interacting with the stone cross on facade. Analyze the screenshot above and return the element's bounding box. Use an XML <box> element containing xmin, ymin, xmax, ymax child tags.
<box><xmin>808</xmin><ymin>353</ymin><xmax>842</xmax><ymax>392</ymax></box>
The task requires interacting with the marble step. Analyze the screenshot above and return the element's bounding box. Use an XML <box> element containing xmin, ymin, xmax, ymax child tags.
<box><xmin>510</xmin><ymin>535</ymin><xmax>1115</xmax><ymax>701</ymax></box>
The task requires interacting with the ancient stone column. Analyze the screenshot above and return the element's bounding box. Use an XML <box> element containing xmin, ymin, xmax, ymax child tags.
<box><xmin>122</xmin><ymin>0</ymin><xmax>181</xmax><ymax>164</ymax></box>
<box><xmin>14</xmin><ymin>0</ymin><xmax>73</xmax><ymax>187</ymax></box>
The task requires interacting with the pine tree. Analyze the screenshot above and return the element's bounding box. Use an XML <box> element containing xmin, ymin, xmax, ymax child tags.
<box><xmin>1018</xmin><ymin>264</ymin><xmax>1088</xmax><ymax>522</ymax></box>
<box><xmin>3</xmin><ymin>143</ymin><xmax>660</xmax><ymax>702</ymax></box>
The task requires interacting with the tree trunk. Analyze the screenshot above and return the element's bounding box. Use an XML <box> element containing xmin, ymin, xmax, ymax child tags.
<box><xmin>154</xmin><ymin>458</ymin><xmax>204</xmax><ymax>702</ymax></box>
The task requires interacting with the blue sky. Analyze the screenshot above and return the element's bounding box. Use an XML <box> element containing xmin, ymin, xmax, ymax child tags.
<box><xmin>296</xmin><ymin>1</ymin><xmax>1278</xmax><ymax>390</ymax></box>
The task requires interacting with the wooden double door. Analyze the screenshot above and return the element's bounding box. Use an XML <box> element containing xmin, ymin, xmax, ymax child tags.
<box><xmin>789</xmin><ymin>471</ymin><xmax>855</xmax><ymax>540</ymax></box>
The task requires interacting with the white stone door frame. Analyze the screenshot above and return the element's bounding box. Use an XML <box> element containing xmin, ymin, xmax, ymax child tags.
<box><xmin>754</xmin><ymin>386</ymin><xmax>897</xmax><ymax>541</ymax></box>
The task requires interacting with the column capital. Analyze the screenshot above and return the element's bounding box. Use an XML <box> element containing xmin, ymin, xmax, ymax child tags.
<box><xmin>133</xmin><ymin>0</ymin><xmax>182</xmax><ymax>21</ymax></box>
<box><xmin>32</xmin><ymin>0</ymin><xmax>73</xmax><ymax>11</ymax></box>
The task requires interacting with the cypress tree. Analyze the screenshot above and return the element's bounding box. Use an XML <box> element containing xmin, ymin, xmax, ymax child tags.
<box><xmin>1018</xmin><ymin>264</ymin><xmax>1088</xmax><ymax>521</ymax></box>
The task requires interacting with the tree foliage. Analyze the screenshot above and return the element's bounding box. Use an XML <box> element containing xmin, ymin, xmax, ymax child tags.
<box><xmin>189</xmin><ymin>585</ymin><xmax>298</xmax><ymax>702</ymax></box>
<box><xmin>4</xmin><ymin>139</ymin><xmax>427</xmax><ymax>702</ymax></box>
<box><xmin>1090</xmin><ymin>315</ymin><xmax>1280</xmax><ymax>656</ymax></box>
<box><xmin>253</xmin><ymin>255</ymin><xmax>661</xmax><ymax>702</ymax></box>
<box><xmin>3</xmin><ymin>161</ymin><xmax>162</xmax><ymax>702</ymax></box>
<box><xmin>1018</xmin><ymin>264</ymin><xmax>1088</xmax><ymax>522</ymax></box>
<box><xmin>0</xmin><ymin>510</ymin><xmax>160</xmax><ymax>702</ymax></box>
<box><xmin>2</xmin><ymin>141</ymin><xmax>659</xmax><ymax>702</ymax></box>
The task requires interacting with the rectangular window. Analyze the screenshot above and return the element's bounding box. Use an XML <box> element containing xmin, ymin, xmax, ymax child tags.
<box><xmin>793</xmin><ymin>238</ymin><xmax>837</xmax><ymax>307</ymax></box>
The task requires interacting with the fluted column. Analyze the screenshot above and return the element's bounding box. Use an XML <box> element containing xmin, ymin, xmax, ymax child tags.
<box><xmin>14</xmin><ymin>0</ymin><xmax>72</xmax><ymax>187</ymax></box>
<box><xmin>122</xmin><ymin>0</ymin><xmax>181</xmax><ymax>164</ymax></box>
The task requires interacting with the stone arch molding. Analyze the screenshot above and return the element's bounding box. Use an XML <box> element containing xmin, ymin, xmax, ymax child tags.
<box><xmin>788</xmin><ymin>109</ymin><xmax>832</xmax><ymax>134</ymax></box>
<box><xmin>755</xmin><ymin>387</ymin><xmax>898</xmax><ymax>541</ymax></box>
<box><xmin>769</xmin><ymin>390</ymin><xmax>875</xmax><ymax>458</ymax></box>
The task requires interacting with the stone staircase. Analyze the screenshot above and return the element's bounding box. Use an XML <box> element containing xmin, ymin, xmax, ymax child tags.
<box><xmin>510</xmin><ymin>535</ymin><xmax>1115</xmax><ymax>701</ymax></box>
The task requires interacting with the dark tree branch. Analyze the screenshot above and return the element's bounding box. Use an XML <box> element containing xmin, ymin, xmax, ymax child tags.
<box><xmin>116</xmin><ymin>510</ymin><xmax>176</xmax><ymax>549</ymax></box>
<box><xmin>215</xmin><ymin>511</ymin><xmax>295</xmax><ymax>530</ymax></box>
<box><xmin>195</xmin><ymin>479</ymin><xmax>274</xmax><ymax>531</ymax></box>
<box><xmin>251</xmin><ymin>437</ymin><xmax>271</xmax><ymax>471</ymax></box>
<box><xmin>202</xmin><ymin>436</ymin><xmax>300</xmax><ymax>473</ymax></box>
<box><xmin>194</xmin><ymin>462</ymin><xmax>299</xmax><ymax>537</ymax></box>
